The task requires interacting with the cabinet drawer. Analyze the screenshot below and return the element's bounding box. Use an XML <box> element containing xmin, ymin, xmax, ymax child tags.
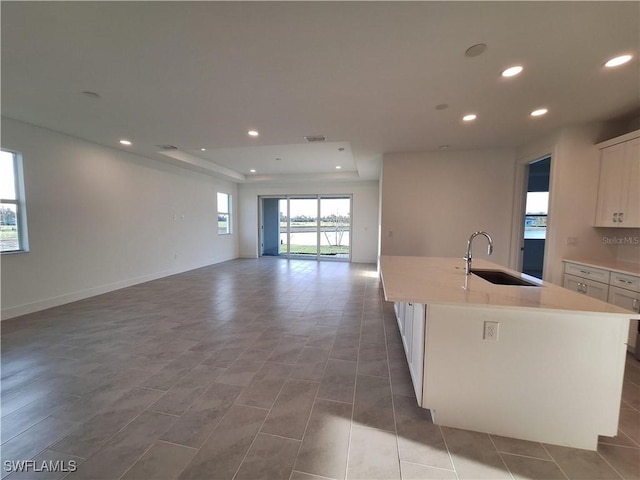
<box><xmin>563</xmin><ymin>274</ymin><xmax>609</xmax><ymax>302</ymax></box>
<box><xmin>608</xmin><ymin>285</ymin><xmax>640</xmax><ymax>313</ymax></box>
<box><xmin>564</xmin><ymin>263</ymin><xmax>610</xmax><ymax>284</ymax></box>
<box><xmin>610</xmin><ymin>272</ymin><xmax>640</xmax><ymax>294</ymax></box>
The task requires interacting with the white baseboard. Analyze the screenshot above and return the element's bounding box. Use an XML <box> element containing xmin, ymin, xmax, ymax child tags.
<box><xmin>1</xmin><ymin>260</ymin><xmax>231</xmax><ymax>321</ymax></box>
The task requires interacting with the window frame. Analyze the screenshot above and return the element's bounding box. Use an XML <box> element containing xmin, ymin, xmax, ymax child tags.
<box><xmin>1</xmin><ymin>149</ymin><xmax>29</xmax><ymax>253</ymax></box>
<box><xmin>217</xmin><ymin>192</ymin><xmax>232</xmax><ymax>235</ymax></box>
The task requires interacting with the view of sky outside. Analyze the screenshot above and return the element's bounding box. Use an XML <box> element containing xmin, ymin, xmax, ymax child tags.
<box><xmin>321</xmin><ymin>198</ymin><xmax>350</xmax><ymax>219</ymax></box>
<box><xmin>286</xmin><ymin>198</ymin><xmax>317</xmax><ymax>219</ymax></box>
<box><xmin>0</xmin><ymin>151</ymin><xmax>16</xmax><ymax>199</ymax></box>
<box><xmin>525</xmin><ymin>192</ymin><xmax>549</xmax><ymax>215</ymax></box>
<box><xmin>525</xmin><ymin>192</ymin><xmax>548</xmax><ymax>239</ymax></box>
<box><xmin>279</xmin><ymin>197</ymin><xmax>350</xmax><ymax>219</ymax></box>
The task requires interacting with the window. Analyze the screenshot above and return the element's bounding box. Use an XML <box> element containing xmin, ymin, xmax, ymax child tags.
<box><xmin>524</xmin><ymin>191</ymin><xmax>549</xmax><ymax>239</ymax></box>
<box><xmin>217</xmin><ymin>192</ymin><xmax>231</xmax><ymax>235</ymax></box>
<box><xmin>1</xmin><ymin>150</ymin><xmax>28</xmax><ymax>253</ymax></box>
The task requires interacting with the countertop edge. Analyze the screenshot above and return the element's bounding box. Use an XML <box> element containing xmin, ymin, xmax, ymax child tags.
<box><xmin>381</xmin><ymin>256</ymin><xmax>640</xmax><ymax>317</ymax></box>
<box><xmin>562</xmin><ymin>258</ymin><xmax>640</xmax><ymax>276</ymax></box>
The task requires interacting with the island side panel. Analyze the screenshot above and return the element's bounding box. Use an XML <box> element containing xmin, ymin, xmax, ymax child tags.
<box><xmin>422</xmin><ymin>304</ymin><xmax>628</xmax><ymax>451</ymax></box>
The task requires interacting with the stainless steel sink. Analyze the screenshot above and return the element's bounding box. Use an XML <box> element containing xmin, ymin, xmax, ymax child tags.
<box><xmin>470</xmin><ymin>269</ymin><xmax>540</xmax><ymax>287</ymax></box>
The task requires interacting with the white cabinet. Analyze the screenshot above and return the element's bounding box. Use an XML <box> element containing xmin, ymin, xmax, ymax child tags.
<box><xmin>563</xmin><ymin>263</ymin><xmax>610</xmax><ymax>302</ymax></box>
<box><xmin>564</xmin><ymin>274</ymin><xmax>609</xmax><ymax>302</ymax></box>
<box><xmin>408</xmin><ymin>303</ymin><xmax>425</xmax><ymax>404</ymax></box>
<box><xmin>608</xmin><ymin>271</ymin><xmax>640</xmax><ymax>352</ymax></box>
<box><xmin>402</xmin><ymin>303</ymin><xmax>414</xmax><ymax>359</ymax></box>
<box><xmin>564</xmin><ymin>261</ymin><xmax>640</xmax><ymax>352</ymax></box>
<box><xmin>595</xmin><ymin>133</ymin><xmax>640</xmax><ymax>228</ymax></box>
<box><xmin>394</xmin><ymin>301</ymin><xmax>425</xmax><ymax>404</ymax></box>
<box><xmin>395</xmin><ymin>302</ymin><xmax>405</xmax><ymax>336</ymax></box>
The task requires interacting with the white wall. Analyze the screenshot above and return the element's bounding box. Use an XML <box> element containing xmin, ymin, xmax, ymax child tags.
<box><xmin>237</xmin><ymin>181</ymin><xmax>379</xmax><ymax>264</ymax></box>
<box><xmin>1</xmin><ymin>118</ymin><xmax>239</xmax><ymax>319</ymax></box>
<box><xmin>381</xmin><ymin>149</ymin><xmax>516</xmax><ymax>267</ymax></box>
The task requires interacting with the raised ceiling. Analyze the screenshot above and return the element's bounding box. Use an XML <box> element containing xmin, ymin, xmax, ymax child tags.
<box><xmin>2</xmin><ymin>2</ymin><xmax>639</xmax><ymax>182</ymax></box>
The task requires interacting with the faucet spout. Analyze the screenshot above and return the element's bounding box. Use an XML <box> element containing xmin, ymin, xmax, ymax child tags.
<box><xmin>464</xmin><ymin>231</ymin><xmax>493</xmax><ymax>275</ymax></box>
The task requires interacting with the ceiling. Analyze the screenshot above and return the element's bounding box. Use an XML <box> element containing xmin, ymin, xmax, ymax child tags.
<box><xmin>2</xmin><ymin>1</ymin><xmax>639</xmax><ymax>183</ymax></box>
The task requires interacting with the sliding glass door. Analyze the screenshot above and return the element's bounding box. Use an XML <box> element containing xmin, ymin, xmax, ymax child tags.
<box><xmin>319</xmin><ymin>197</ymin><xmax>350</xmax><ymax>260</ymax></box>
<box><xmin>260</xmin><ymin>195</ymin><xmax>351</xmax><ymax>261</ymax></box>
<box><xmin>288</xmin><ymin>197</ymin><xmax>318</xmax><ymax>258</ymax></box>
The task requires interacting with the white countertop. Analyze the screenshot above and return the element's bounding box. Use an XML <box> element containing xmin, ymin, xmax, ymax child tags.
<box><xmin>563</xmin><ymin>258</ymin><xmax>640</xmax><ymax>276</ymax></box>
<box><xmin>380</xmin><ymin>256</ymin><xmax>639</xmax><ymax>316</ymax></box>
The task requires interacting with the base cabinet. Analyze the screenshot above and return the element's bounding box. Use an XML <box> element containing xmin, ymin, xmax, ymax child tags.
<box><xmin>564</xmin><ymin>261</ymin><xmax>639</xmax><ymax>353</ymax></box>
<box><xmin>394</xmin><ymin>302</ymin><xmax>425</xmax><ymax>404</ymax></box>
<box><xmin>419</xmin><ymin>303</ymin><xmax>628</xmax><ymax>451</ymax></box>
<box><xmin>563</xmin><ymin>273</ymin><xmax>609</xmax><ymax>302</ymax></box>
<box><xmin>608</xmin><ymin>286</ymin><xmax>640</xmax><ymax>351</ymax></box>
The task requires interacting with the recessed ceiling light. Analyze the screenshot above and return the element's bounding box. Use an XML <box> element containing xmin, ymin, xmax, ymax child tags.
<box><xmin>605</xmin><ymin>55</ymin><xmax>632</xmax><ymax>68</ymax></box>
<box><xmin>336</xmin><ymin>166</ymin><xmax>342</xmax><ymax>169</ymax></box>
<box><xmin>338</xmin><ymin>147</ymin><xmax>345</xmax><ymax>152</ymax></box>
<box><xmin>530</xmin><ymin>108</ymin><xmax>548</xmax><ymax>117</ymax></box>
<box><xmin>501</xmin><ymin>65</ymin><xmax>523</xmax><ymax>77</ymax></box>
<box><xmin>462</xmin><ymin>114</ymin><xmax>477</xmax><ymax>122</ymax></box>
<box><xmin>201</xmin><ymin>148</ymin><xmax>206</xmax><ymax>151</ymax></box>
<box><xmin>465</xmin><ymin>43</ymin><xmax>487</xmax><ymax>58</ymax></box>
<box><xmin>119</xmin><ymin>139</ymin><xmax>132</xmax><ymax>146</ymax></box>
<box><xmin>249</xmin><ymin>169</ymin><xmax>256</xmax><ymax>173</ymax></box>
<box><xmin>247</xmin><ymin>130</ymin><xmax>259</xmax><ymax>137</ymax></box>
<box><xmin>439</xmin><ymin>145</ymin><xmax>450</xmax><ymax>150</ymax></box>
<box><xmin>435</xmin><ymin>103</ymin><xmax>449</xmax><ymax>111</ymax></box>
<box><xmin>275</xmin><ymin>157</ymin><xmax>282</xmax><ymax>161</ymax></box>
<box><xmin>82</xmin><ymin>91</ymin><xmax>100</xmax><ymax>99</ymax></box>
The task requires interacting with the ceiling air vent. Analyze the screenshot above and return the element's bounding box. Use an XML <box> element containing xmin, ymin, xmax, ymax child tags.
<box><xmin>303</xmin><ymin>135</ymin><xmax>326</xmax><ymax>143</ymax></box>
<box><xmin>155</xmin><ymin>145</ymin><xmax>178</xmax><ymax>150</ymax></box>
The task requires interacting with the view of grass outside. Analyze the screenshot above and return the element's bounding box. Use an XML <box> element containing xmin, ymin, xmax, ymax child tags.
<box><xmin>1</xmin><ymin>149</ymin><xmax>22</xmax><ymax>252</ymax></box>
<box><xmin>1</xmin><ymin>224</ymin><xmax>19</xmax><ymax>251</ymax></box>
<box><xmin>279</xmin><ymin>197</ymin><xmax>350</xmax><ymax>257</ymax></box>
<box><xmin>282</xmin><ymin>219</ymin><xmax>350</xmax><ymax>255</ymax></box>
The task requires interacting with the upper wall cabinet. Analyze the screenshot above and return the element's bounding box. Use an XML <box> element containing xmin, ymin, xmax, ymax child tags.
<box><xmin>594</xmin><ymin>131</ymin><xmax>640</xmax><ymax>228</ymax></box>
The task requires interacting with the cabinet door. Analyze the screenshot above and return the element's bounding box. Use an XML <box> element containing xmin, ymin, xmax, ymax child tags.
<box><xmin>564</xmin><ymin>274</ymin><xmax>609</xmax><ymax>301</ymax></box>
<box><xmin>622</xmin><ymin>137</ymin><xmax>640</xmax><ymax>227</ymax></box>
<box><xmin>395</xmin><ymin>302</ymin><xmax>405</xmax><ymax>335</ymax></box>
<box><xmin>403</xmin><ymin>303</ymin><xmax>414</xmax><ymax>363</ymax></box>
<box><xmin>595</xmin><ymin>143</ymin><xmax>626</xmax><ymax>227</ymax></box>
<box><xmin>409</xmin><ymin>303</ymin><xmax>425</xmax><ymax>405</ymax></box>
<box><xmin>608</xmin><ymin>286</ymin><xmax>640</xmax><ymax>351</ymax></box>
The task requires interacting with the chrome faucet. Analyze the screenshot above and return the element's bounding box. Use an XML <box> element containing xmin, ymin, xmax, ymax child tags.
<box><xmin>464</xmin><ymin>231</ymin><xmax>493</xmax><ymax>275</ymax></box>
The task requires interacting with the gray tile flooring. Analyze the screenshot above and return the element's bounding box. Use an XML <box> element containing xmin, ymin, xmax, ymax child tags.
<box><xmin>1</xmin><ymin>258</ymin><xmax>639</xmax><ymax>480</ymax></box>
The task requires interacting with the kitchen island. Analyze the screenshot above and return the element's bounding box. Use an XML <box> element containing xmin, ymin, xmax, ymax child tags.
<box><xmin>380</xmin><ymin>256</ymin><xmax>639</xmax><ymax>451</ymax></box>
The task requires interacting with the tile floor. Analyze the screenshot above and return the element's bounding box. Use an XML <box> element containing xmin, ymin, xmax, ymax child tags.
<box><xmin>1</xmin><ymin>258</ymin><xmax>639</xmax><ymax>480</ymax></box>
